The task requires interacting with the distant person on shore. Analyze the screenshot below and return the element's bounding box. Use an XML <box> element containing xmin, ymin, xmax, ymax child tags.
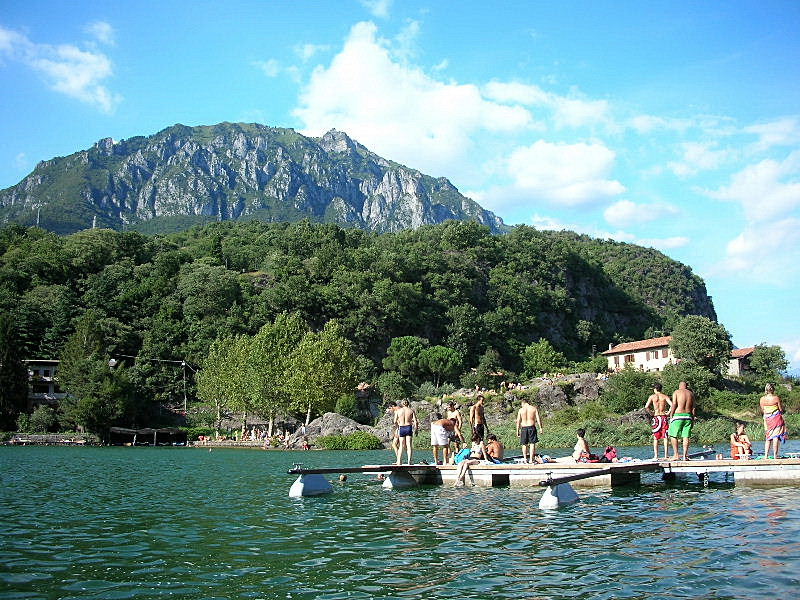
<box><xmin>645</xmin><ymin>382</ymin><xmax>672</xmax><ymax>459</ymax></box>
<box><xmin>760</xmin><ymin>383</ymin><xmax>787</xmax><ymax>459</ymax></box>
<box><xmin>516</xmin><ymin>396</ymin><xmax>543</xmax><ymax>463</ymax></box>
<box><xmin>445</xmin><ymin>401</ymin><xmax>465</xmax><ymax>449</ymax></box>
<box><xmin>486</xmin><ymin>434</ymin><xmax>504</xmax><ymax>462</ymax></box>
<box><xmin>430</xmin><ymin>414</ymin><xmax>455</xmax><ymax>465</ymax></box>
<box><xmin>668</xmin><ymin>381</ymin><xmax>695</xmax><ymax>460</ymax></box>
<box><xmin>454</xmin><ymin>432</ymin><xmax>491</xmax><ymax>486</ymax></box>
<box><xmin>469</xmin><ymin>395</ymin><xmax>489</xmax><ymax>441</ymax></box>
<box><xmin>730</xmin><ymin>422</ymin><xmax>753</xmax><ymax>459</ymax></box>
<box><xmin>394</xmin><ymin>399</ymin><xmax>419</xmax><ymax>465</ymax></box>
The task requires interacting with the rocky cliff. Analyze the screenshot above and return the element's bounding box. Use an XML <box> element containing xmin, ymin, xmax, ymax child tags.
<box><xmin>0</xmin><ymin>122</ymin><xmax>506</xmax><ymax>235</ymax></box>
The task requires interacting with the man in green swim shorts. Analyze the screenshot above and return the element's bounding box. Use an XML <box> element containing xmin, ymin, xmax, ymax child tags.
<box><xmin>668</xmin><ymin>381</ymin><xmax>696</xmax><ymax>461</ymax></box>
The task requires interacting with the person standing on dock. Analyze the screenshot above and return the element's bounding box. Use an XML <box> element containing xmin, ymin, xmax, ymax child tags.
<box><xmin>394</xmin><ymin>399</ymin><xmax>419</xmax><ymax>465</ymax></box>
<box><xmin>516</xmin><ymin>396</ymin><xmax>543</xmax><ymax>463</ymax></box>
<box><xmin>387</xmin><ymin>401</ymin><xmax>400</xmax><ymax>455</ymax></box>
<box><xmin>430</xmin><ymin>414</ymin><xmax>455</xmax><ymax>465</ymax></box>
<box><xmin>668</xmin><ymin>381</ymin><xmax>695</xmax><ymax>461</ymax></box>
<box><xmin>760</xmin><ymin>383</ymin><xmax>787</xmax><ymax>459</ymax></box>
<box><xmin>470</xmin><ymin>395</ymin><xmax>489</xmax><ymax>441</ymax></box>
<box><xmin>445</xmin><ymin>401</ymin><xmax>465</xmax><ymax>449</ymax></box>
<box><xmin>645</xmin><ymin>382</ymin><xmax>672</xmax><ymax>460</ymax></box>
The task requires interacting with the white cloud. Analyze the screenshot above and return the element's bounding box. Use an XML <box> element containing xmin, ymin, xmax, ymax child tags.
<box><xmin>706</xmin><ymin>151</ymin><xmax>800</xmax><ymax>222</ymax></box>
<box><xmin>360</xmin><ymin>0</ymin><xmax>392</xmax><ymax>19</ymax></box>
<box><xmin>85</xmin><ymin>21</ymin><xmax>115</xmax><ymax>45</ymax></box>
<box><xmin>394</xmin><ymin>19</ymin><xmax>420</xmax><ymax>62</ymax></box>
<box><xmin>483</xmin><ymin>80</ymin><xmax>610</xmax><ymax>128</ymax></box>
<box><xmin>745</xmin><ymin>117</ymin><xmax>800</xmax><ymax>153</ymax></box>
<box><xmin>0</xmin><ymin>25</ymin><xmax>120</xmax><ymax>112</ymax></box>
<box><xmin>504</xmin><ymin>140</ymin><xmax>625</xmax><ymax>206</ymax></box>
<box><xmin>779</xmin><ymin>337</ymin><xmax>800</xmax><ymax>374</ymax></box>
<box><xmin>530</xmin><ymin>213</ymin><xmax>687</xmax><ymax>251</ymax></box>
<box><xmin>294</xmin><ymin>43</ymin><xmax>329</xmax><ymax>62</ymax></box>
<box><xmin>720</xmin><ymin>217</ymin><xmax>800</xmax><ymax>282</ymax></box>
<box><xmin>603</xmin><ymin>199</ymin><xmax>679</xmax><ymax>228</ymax></box>
<box><xmin>293</xmin><ymin>21</ymin><xmax>532</xmax><ymax>176</ymax></box>
<box><xmin>253</xmin><ymin>58</ymin><xmax>281</xmax><ymax>77</ymax></box>
<box><xmin>668</xmin><ymin>141</ymin><xmax>733</xmax><ymax>177</ymax></box>
<box><xmin>628</xmin><ymin>114</ymin><xmax>692</xmax><ymax>134</ymax></box>
<box><xmin>432</xmin><ymin>59</ymin><xmax>449</xmax><ymax>71</ymax></box>
<box><xmin>13</xmin><ymin>152</ymin><xmax>28</xmax><ymax>170</ymax></box>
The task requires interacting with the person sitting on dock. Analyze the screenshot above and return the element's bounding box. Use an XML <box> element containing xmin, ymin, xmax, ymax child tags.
<box><xmin>454</xmin><ymin>432</ymin><xmax>492</xmax><ymax>486</ymax></box>
<box><xmin>760</xmin><ymin>383</ymin><xmax>787</xmax><ymax>459</ymax></box>
<box><xmin>469</xmin><ymin>395</ymin><xmax>489</xmax><ymax>441</ymax></box>
<box><xmin>730</xmin><ymin>422</ymin><xmax>753</xmax><ymax>459</ymax></box>
<box><xmin>645</xmin><ymin>382</ymin><xmax>672</xmax><ymax>460</ymax></box>
<box><xmin>516</xmin><ymin>396</ymin><xmax>543</xmax><ymax>463</ymax></box>
<box><xmin>571</xmin><ymin>428</ymin><xmax>599</xmax><ymax>462</ymax></box>
<box><xmin>668</xmin><ymin>381</ymin><xmax>696</xmax><ymax>461</ymax></box>
<box><xmin>394</xmin><ymin>399</ymin><xmax>419</xmax><ymax>465</ymax></box>
<box><xmin>431</xmin><ymin>414</ymin><xmax>455</xmax><ymax>465</ymax></box>
<box><xmin>486</xmin><ymin>434</ymin><xmax>504</xmax><ymax>463</ymax></box>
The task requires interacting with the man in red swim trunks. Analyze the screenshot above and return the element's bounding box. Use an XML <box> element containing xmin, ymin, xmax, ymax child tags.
<box><xmin>644</xmin><ymin>382</ymin><xmax>672</xmax><ymax>460</ymax></box>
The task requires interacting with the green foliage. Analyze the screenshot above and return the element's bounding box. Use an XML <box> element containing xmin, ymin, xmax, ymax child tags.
<box><xmin>0</xmin><ymin>313</ymin><xmax>29</xmax><ymax>429</ymax></box>
<box><xmin>749</xmin><ymin>344</ymin><xmax>789</xmax><ymax>384</ymax></box>
<box><xmin>377</xmin><ymin>371</ymin><xmax>414</xmax><ymax>404</ymax></box>
<box><xmin>334</xmin><ymin>394</ymin><xmax>358</xmax><ymax>420</ymax></box>
<box><xmin>670</xmin><ymin>315</ymin><xmax>733</xmax><ymax>375</ymax></box>
<box><xmin>382</xmin><ymin>336</ymin><xmax>429</xmax><ymax>382</ymax></box>
<box><xmin>572</xmin><ymin>355</ymin><xmax>609</xmax><ymax>374</ymax></box>
<box><xmin>28</xmin><ymin>404</ymin><xmax>59</xmax><ymax>433</ymax></box>
<box><xmin>315</xmin><ymin>431</ymin><xmax>383</xmax><ymax>450</ymax></box>
<box><xmin>419</xmin><ymin>345</ymin><xmax>461</xmax><ymax>387</ymax></box>
<box><xmin>522</xmin><ymin>339</ymin><xmax>569</xmax><ymax>378</ymax></box>
<box><xmin>601</xmin><ymin>366</ymin><xmax>658</xmax><ymax>414</ymax></box>
<box><xmin>705</xmin><ymin>389</ymin><xmax>760</xmax><ymax>416</ymax></box>
<box><xmin>660</xmin><ymin>361</ymin><xmax>715</xmax><ymax>404</ymax></box>
<box><xmin>182</xmin><ymin>426</ymin><xmax>216</xmax><ymax>440</ymax></box>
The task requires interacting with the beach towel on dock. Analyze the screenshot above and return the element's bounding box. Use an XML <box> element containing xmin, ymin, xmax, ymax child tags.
<box><xmin>764</xmin><ymin>407</ymin><xmax>788</xmax><ymax>443</ymax></box>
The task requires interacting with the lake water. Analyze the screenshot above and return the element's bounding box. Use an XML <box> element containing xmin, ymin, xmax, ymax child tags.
<box><xmin>1</xmin><ymin>443</ymin><xmax>799</xmax><ymax>599</ymax></box>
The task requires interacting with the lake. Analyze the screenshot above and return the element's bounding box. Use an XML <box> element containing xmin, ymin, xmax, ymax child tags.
<box><xmin>1</xmin><ymin>443</ymin><xmax>799</xmax><ymax>599</ymax></box>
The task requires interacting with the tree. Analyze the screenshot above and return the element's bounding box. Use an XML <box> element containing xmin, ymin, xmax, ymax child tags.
<box><xmin>522</xmin><ymin>339</ymin><xmax>568</xmax><ymax>378</ymax></box>
<box><xmin>195</xmin><ymin>335</ymin><xmax>239</xmax><ymax>435</ymax></box>
<box><xmin>57</xmin><ymin>310</ymin><xmax>138</xmax><ymax>437</ymax></box>
<box><xmin>602</xmin><ymin>365</ymin><xmax>658</xmax><ymax>414</ymax></box>
<box><xmin>670</xmin><ymin>315</ymin><xmax>733</xmax><ymax>375</ymax></box>
<box><xmin>419</xmin><ymin>345</ymin><xmax>462</xmax><ymax>387</ymax></box>
<box><xmin>749</xmin><ymin>344</ymin><xmax>788</xmax><ymax>383</ymax></box>
<box><xmin>376</xmin><ymin>371</ymin><xmax>414</xmax><ymax>404</ymax></box>
<box><xmin>0</xmin><ymin>314</ymin><xmax>29</xmax><ymax>429</ymax></box>
<box><xmin>661</xmin><ymin>361</ymin><xmax>715</xmax><ymax>405</ymax></box>
<box><xmin>382</xmin><ymin>336</ymin><xmax>429</xmax><ymax>382</ymax></box>
<box><xmin>288</xmin><ymin>320</ymin><xmax>358</xmax><ymax>425</ymax></box>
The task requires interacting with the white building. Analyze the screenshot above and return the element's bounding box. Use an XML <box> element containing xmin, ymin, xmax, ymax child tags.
<box><xmin>25</xmin><ymin>359</ymin><xmax>66</xmax><ymax>410</ymax></box>
<box><xmin>602</xmin><ymin>336</ymin><xmax>675</xmax><ymax>372</ymax></box>
<box><xmin>727</xmin><ymin>347</ymin><xmax>755</xmax><ymax>376</ymax></box>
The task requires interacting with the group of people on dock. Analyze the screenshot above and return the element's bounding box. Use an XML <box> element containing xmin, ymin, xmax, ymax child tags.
<box><xmin>388</xmin><ymin>379</ymin><xmax>789</xmax><ymax>472</ymax></box>
<box><xmin>644</xmin><ymin>381</ymin><xmax>789</xmax><ymax>461</ymax></box>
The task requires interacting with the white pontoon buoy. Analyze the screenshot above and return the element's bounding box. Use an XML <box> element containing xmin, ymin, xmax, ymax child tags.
<box><xmin>289</xmin><ymin>474</ymin><xmax>334</xmax><ymax>497</ymax></box>
<box><xmin>538</xmin><ymin>483</ymin><xmax>580</xmax><ymax>509</ymax></box>
<box><xmin>381</xmin><ymin>470</ymin><xmax>419</xmax><ymax>490</ymax></box>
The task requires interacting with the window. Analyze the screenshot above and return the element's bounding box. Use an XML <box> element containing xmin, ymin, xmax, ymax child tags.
<box><xmin>624</xmin><ymin>354</ymin><xmax>634</xmax><ymax>363</ymax></box>
<box><xmin>614</xmin><ymin>356</ymin><xmax>619</xmax><ymax>366</ymax></box>
<box><xmin>662</xmin><ymin>349</ymin><xmax>668</xmax><ymax>358</ymax></box>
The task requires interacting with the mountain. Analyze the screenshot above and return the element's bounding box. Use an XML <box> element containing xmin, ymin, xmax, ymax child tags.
<box><xmin>0</xmin><ymin>122</ymin><xmax>506</xmax><ymax>235</ymax></box>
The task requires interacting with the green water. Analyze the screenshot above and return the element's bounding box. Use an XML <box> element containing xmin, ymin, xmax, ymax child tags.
<box><xmin>1</xmin><ymin>444</ymin><xmax>799</xmax><ymax>599</ymax></box>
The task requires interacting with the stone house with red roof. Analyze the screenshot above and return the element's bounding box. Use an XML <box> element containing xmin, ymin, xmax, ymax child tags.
<box><xmin>727</xmin><ymin>347</ymin><xmax>755</xmax><ymax>376</ymax></box>
<box><xmin>602</xmin><ymin>336</ymin><xmax>675</xmax><ymax>372</ymax></box>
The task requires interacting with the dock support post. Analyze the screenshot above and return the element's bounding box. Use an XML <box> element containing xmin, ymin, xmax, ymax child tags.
<box><xmin>538</xmin><ymin>483</ymin><xmax>580</xmax><ymax>509</ymax></box>
<box><xmin>289</xmin><ymin>474</ymin><xmax>334</xmax><ymax>497</ymax></box>
<box><xmin>382</xmin><ymin>470</ymin><xmax>419</xmax><ymax>490</ymax></box>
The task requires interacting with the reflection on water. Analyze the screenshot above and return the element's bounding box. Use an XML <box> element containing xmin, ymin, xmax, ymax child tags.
<box><xmin>1</xmin><ymin>445</ymin><xmax>799</xmax><ymax>599</ymax></box>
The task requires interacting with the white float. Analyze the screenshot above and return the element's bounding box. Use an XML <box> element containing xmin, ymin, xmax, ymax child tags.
<box><xmin>381</xmin><ymin>470</ymin><xmax>419</xmax><ymax>490</ymax></box>
<box><xmin>538</xmin><ymin>483</ymin><xmax>580</xmax><ymax>509</ymax></box>
<box><xmin>289</xmin><ymin>474</ymin><xmax>334</xmax><ymax>497</ymax></box>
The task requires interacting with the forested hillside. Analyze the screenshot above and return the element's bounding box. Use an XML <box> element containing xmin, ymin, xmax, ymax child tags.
<box><xmin>0</xmin><ymin>220</ymin><xmax>715</xmax><ymax>412</ymax></box>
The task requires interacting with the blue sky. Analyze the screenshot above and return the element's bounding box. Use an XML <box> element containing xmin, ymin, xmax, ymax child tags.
<box><xmin>1</xmin><ymin>1</ymin><xmax>799</xmax><ymax>371</ymax></box>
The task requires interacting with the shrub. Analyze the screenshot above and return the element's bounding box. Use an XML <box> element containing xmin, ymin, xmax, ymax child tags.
<box><xmin>183</xmin><ymin>426</ymin><xmax>216</xmax><ymax>440</ymax></box>
<box><xmin>572</xmin><ymin>355</ymin><xmax>609</xmax><ymax>374</ymax></box>
<box><xmin>315</xmin><ymin>431</ymin><xmax>383</xmax><ymax>450</ymax></box>
<box><xmin>705</xmin><ymin>390</ymin><xmax>759</xmax><ymax>415</ymax></box>
<box><xmin>376</xmin><ymin>371</ymin><xmax>414</xmax><ymax>404</ymax></box>
<box><xmin>579</xmin><ymin>401</ymin><xmax>608</xmax><ymax>421</ymax></box>
<box><xmin>661</xmin><ymin>362</ymin><xmax>715</xmax><ymax>403</ymax></box>
<box><xmin>335</xmin><ymin>394</ymin><xmax>358</xmax><ymax>420</ymax></box>
<box><xmin>28</xmin><ymin>405</ymin><xmax>58</xmax><ymax>433</ymax></box>
<box><xmin>16</xmin><ymin>413</ymin><xmax>31</xmax><ymax>432</ymax></box>
<box><xmin>601</xmin><ymin>367</ymin><xmax>658</xmax><ymax>414</ymax></box>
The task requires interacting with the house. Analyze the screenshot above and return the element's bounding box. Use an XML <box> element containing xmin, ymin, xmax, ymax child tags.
<box><xmin>728</xmin><ymin>347</ymin><xmax>755</xmax><ymax>376</ymax></box>
<box><xmin>25</xmin><ymin>359</ymin><xmax>66</xmax><ymax>410</ymax></box>
<box><xmin>602</xmin><ymin>336</ymin><xmax>675</xmax><ymax>372</ymax></box>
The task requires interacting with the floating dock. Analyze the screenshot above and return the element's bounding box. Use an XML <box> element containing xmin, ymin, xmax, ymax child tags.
<box><xmin>287</xmin><ymin>455</ymin><xmax>800</xmax><ymax>497</ymax></box>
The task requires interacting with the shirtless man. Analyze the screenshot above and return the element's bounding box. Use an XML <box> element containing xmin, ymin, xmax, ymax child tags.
<box><xmin>445</xmin><ymin>401</ymin><xmax>465</xmax><ymax>450</ymax></box>
<box><xmin>486</xmin><ymin>434</ymin><xmax>504</xmax><ymax>462</ymax></box>
<box><xmin>516</xmin><ymin>396</ymin><xmax>543</xmax><ymax>463</ymax></box>
<box><xmin>668</xmin><ymin>381</ymin><xmax>695</xmax><ymax>461</ymax></box>
<box><xmin>430</xmin><ymin>414</ymin><xmax>455</xmax><ymax>465</ymax></box>
<box><xmin>644</xmin><ymin>382</ymin><xmax>672</xmax><ymax>459</ymax></box>
<box><xmin>393</xmin><ymin>399</ymin><xmax>419</xmax><ymax>465</ymax></box>
<box><xmin>469</xmin><ymin>395</ymin><xmax>489</xmax><ymax>441</ymax></box>
<box><xmin>387</xmin><ymin>401</ymin><xmax>400</xmax><ymax>454</ymax></box>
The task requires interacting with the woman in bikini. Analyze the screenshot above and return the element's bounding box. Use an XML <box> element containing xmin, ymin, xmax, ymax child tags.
<box><xmin>760</xmin><ymin>383</ymin><xmax>787</xmax><ymax>459</ymax></box>
<box><xmin>454</xmin><ymin>432</ymin><xmax>491</xmax><ymax>486</ymax></box>
<box><xmin>730</xmin><ymin>421</ymin><xmax>753</xmax><ymax>459</ymax></box>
